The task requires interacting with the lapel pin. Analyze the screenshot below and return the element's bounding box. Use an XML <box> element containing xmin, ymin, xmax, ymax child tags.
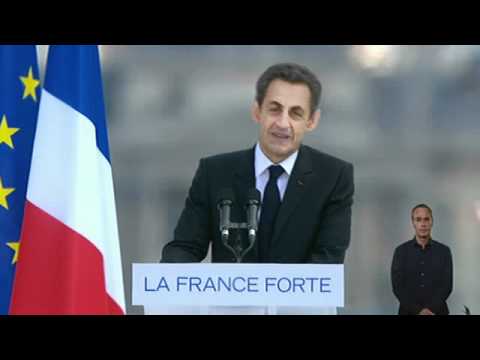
<box><xmin>297</xmin><ymin>180</ymin><xmax>304</xmax><ymax>186</ymax></box>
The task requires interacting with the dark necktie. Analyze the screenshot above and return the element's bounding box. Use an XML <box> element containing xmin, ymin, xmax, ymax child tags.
<box><xmin>258</xmin><ymin>165</ymin><xmax>284</xmax><ymax>262</ymax></box>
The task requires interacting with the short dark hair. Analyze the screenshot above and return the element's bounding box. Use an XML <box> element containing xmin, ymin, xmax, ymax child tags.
<box><xmin>255</xmin><ymin>62</ymin><xmax>322</xmax><ymax>117</ymax></box>
<box><xmin>411</xmin><ymin>203</ymin><xmax>433</xmax><ymax>220</ymax></box>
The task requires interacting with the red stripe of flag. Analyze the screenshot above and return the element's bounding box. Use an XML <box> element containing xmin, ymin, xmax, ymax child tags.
<box><xmin>10</xmin><ymin>201</ymin><xmax>123</xmax><ymax>315</ymax></box>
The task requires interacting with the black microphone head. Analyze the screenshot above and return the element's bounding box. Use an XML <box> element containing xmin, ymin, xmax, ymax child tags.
<box><xmin>246</xmin><ymin>188</ymin><xmax>261</xmax><ymax>205</ymax></box>
<box><xmin>216</xmin><ymin>188</ymin><xmax>235</xmax><ymax>205</ymax></box>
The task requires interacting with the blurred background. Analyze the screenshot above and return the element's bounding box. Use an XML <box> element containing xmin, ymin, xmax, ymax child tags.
<box><xmin>37</xmin><ymin>45</ymin><xmax>480</xmax><ymax>315</ymax></box>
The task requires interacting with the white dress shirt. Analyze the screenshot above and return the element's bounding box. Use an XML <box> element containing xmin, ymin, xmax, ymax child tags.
<box><xmin>254</xmin><ymin>143</ymin><xmax>298</xmax><ymax>202</ymax></box>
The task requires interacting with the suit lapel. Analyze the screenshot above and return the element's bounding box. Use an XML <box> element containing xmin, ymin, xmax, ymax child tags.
<box><xmin>271</xmin><ymin>145</ymin><xmax>313</xmax><ymax>245</ymax></box>
<box><xmin>233</xmin><ymin>146</ymin><xmax>256</xmax><ymax>202</ymax></box>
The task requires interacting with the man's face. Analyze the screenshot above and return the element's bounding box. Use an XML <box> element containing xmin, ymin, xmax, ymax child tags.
<box><xmin>252</xmin><ymin>79</ymin><xmax>320</xmax><ymax>163</ymax></box>
<box><xmin>412</xmin><ymin>207</ymin><xmax>433</xmax><ymax>240</ymax></box>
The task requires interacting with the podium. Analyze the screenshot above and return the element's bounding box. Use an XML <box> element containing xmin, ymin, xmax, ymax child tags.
<box><xmin>142</xmin><ymin>305</ymin><xmax>337</xmax><ymax>315</ymax></box>
<box><xmin>133</xmin><ymin>263</ymin><xmax>343</xmax><ymax>315</ymax></box>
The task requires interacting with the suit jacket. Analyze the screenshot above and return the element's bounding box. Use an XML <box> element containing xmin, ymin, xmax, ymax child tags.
<box><xmin>391</xmin><ymin>239</ymin><xmax>453</xmax><ymax>315</ymax></box>
<box><xmin>161</xmin><ymin>144</ymin><xmax>354</xmax><ymax>263</ymax></box>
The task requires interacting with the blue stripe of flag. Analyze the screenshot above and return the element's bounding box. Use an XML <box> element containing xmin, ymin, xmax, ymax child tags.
<box><xmin>43</xmin><ymin>45</ymin><xmax>111</xmax><ymax>162</ymax></box>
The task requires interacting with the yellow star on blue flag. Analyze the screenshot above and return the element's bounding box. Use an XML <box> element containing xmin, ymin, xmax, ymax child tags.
<box><xmin>0</xmin><ymin>177</ymin><xmax>15</xmax><ymax>210</ymax></box>
<box><xmin>6</xmin><ymin>242</ymin><xmax>19</xmax><ymax>264</ymax></box>
<box><xmin>0</xmin><ymin>114</ymin><xmax>20</xmax><ymax>149</ymax></box>
<box><xmin>19</xmin><ymin>66</ymin><xmax>40</xmax><ymax>102</ymax></box>
<box><xmin>0</xmin><ymin>45</ymin><xmax>40</xmax><ymax>314</ymax></box>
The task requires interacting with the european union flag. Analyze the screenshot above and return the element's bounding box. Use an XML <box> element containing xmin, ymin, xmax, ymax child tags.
<box><xmin>0</xmin><ymin>45</ymin><xmax>40</xmax><ymax>314</ymax></box>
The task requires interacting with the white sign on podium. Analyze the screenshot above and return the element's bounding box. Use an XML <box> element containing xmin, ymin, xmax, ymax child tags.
<box><xmin>132</xmin><ymin>263</ymin><xmax>343</xmax><ymax>315</ymax></box>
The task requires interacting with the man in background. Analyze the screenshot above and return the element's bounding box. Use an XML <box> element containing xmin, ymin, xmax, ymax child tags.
<box><xmin>391</xmin><ymin>204</ymin><xmax>453</xmax><ymax>315</ymax></box>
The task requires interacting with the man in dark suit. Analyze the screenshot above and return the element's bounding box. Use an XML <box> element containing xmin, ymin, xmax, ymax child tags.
<box><xmin>161</xmin><ymin>63</ymin><xmax>354</xmax><ymax>264</ymax></box>
<box><xmin>391</xmin><ymin>204</ymin><xmax>453</xmax><ymax>315</ymax></box>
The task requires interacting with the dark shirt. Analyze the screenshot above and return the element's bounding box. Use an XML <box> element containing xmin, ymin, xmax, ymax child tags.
<box><xmin>391</xmin><ymin>238</ymin><xmax>453</xmax><ymax>315</ymax></box>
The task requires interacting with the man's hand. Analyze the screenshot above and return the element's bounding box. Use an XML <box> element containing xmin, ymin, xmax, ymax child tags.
<box><xmin>419</xmin><ymin>308</ymin><xmax>435</xmax><ymax>315</ymax></box>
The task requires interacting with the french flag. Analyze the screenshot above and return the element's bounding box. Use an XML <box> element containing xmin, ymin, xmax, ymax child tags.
<box><xmin>10</xmin><ymin>45</ymin><xmax>125</xmax><ymax>314</ymax></box>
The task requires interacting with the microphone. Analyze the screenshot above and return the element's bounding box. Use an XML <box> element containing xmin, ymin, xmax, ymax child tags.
<box><xmin>246</xmin><ymin>188</ymin><xmax>261</xmax><ymax>243</ymax></box>
<box><xmin>216</xmin><ymin>188</ymin><xmax>235</xmax><ymax>241</ymax></box>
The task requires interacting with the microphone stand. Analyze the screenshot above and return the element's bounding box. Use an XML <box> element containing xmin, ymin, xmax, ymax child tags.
<box><xmin>221</xmin><ymin>222</ymin><xmax>256</xmax><ymax>263</ymax></box>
